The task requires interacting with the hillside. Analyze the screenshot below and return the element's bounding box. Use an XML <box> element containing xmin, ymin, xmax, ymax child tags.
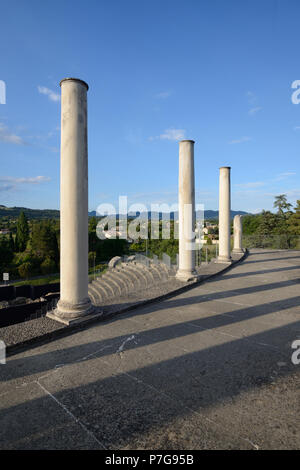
<box><xmin>0</xmin><ymin>205</ymin><xmax>250</xmax><ymax>220</ymax></box>
<box><xmin>91</xmin><ymin>210</ymin><xmax>250</xmax><ymax>220</ymax></box>
<box><xmin>0</xmin><ymin>205</ymin><xmax>60</xmax><ymax>219</ymax></box>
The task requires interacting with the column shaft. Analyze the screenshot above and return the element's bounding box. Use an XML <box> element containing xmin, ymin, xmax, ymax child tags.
<box><xmin>176</xmin><ymin>140</ymin><xmax>197</xmax><ymax>281</ymax></box>
<box><xmin>56</xmin><ymin>78</ymin><xmax>93</xmax><ymax>319</ymax></box>
<box><xmin>218</xmin><ymin>166</ymin><xmax>232</xmax><ymax>263</ymax></box>
<box><xmin>233</xmin><ymin>214</ymin><xmax>243</xmax><ymax>253</ymax></box>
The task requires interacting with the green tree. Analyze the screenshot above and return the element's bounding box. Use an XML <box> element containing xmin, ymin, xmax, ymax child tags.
<box><xmin>287</xmin><ymin>200</ymin><xmax>300</xmax><ymax>235</ymax></box>
<box><xmin>40</xmin><ymin>257</ymin><xmax>56</xmax><ymax>275</ymax></box>
<box><xmin>16</xmin><ymin>211</ymin><xmax>29</xmax><ymax>252</ymax></box>
<box><xmin>9</xmin><ymin>232</ymin><xmax>15</xmax><ymax>252</ymax></box>
<box><xmin>0</xmin><ymin>238</ymin><xmax>14</xmax><ymax>270</ymax></box>
<box><xmin>88</xmin><ymin>251</ymin><xmax>96</xmax><ymax>268</ymax></box>
<box><xmin>242</xmin><ymin>214</ymin><xmax>261</xmax><ymax>235</ymax></box>
<box><xmin>18</xmin><ymin>261</ymin><xmax>33</xmax><ymax>279</ymax></box>
<box><xmin>31</xmin><ymin>221</ymin><xmax>59</xmax><ymax>266</ymax></box>
<box><xmin>274</xmin><ymin>194</ymin><xmax>292</xmax><ymax>215</ymax></box>
<box><xmin>89</xmin><ymin>216</ymin><xmax>98</xmax><ymax>232</ymax></box>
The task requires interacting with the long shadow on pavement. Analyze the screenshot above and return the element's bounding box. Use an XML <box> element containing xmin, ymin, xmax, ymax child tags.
<box><xmin>0</xmin><ymin>321</ymin><xmax>299</xmax><ymax>449</ymax></box>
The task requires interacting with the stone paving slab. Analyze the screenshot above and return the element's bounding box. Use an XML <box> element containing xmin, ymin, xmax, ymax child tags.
<box><xmin>0</xmin><ymin>249</ymin><xmax>299</xmax><ymax>449</ymax></box>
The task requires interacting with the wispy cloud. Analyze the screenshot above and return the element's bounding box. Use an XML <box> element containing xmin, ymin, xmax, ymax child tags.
<box><xmin>274</xmin><ymin>172</ymin><xmax>296</xmax><ymax>181</ymax></box>
<box><xmin>0</xmin><ymin>123</ymin><xmax>27</xmax><ymax>145</ymax></box>
<box><xmin>248</xmin><ymin>106</ymin><xmax>262</xmax><ymax>115</ymax></box>
<box><xmin>246</xmin><ymin>91</ymin><xmax>256</xmax><ymax>104</ymax></box>
<box><xmin>0</xmin><ymin>176</ymin><xmax>51</xmax><ymax>192</ymax></box>
<box><xmin>149</xmin><ymin>128</ymin><xmax>186</xmax><ymax>141</ymax></box>
<box><xmin>155</xmin><ymin>91</ymin><xmax>172</xmax><ymax>99</ymax></box>
<box><xmin>0</xmin><ymin>184</ymin><xmax>14</xmax><ymax>192</ymax></box>
<box><xmin>38</xmin><ymin>86</ymin><xmax>60</xmax><ymax>102</ymax></box>
<box><xmin>234</xmin><ymin>172</ymin><xmax>296</xmax><ymax>194</ymax></box>
<box><xmin>293</xmin><ymin>126</ymin><xmax>300</xmax><ymax>131</ymax></box>
<box><xmin>235</xmin><ymin>181</ymin><xmax>265</xmax><ymax>188</ymax></box>
<box><xmin>246</xmin><ymin>91</ymin><xmax>262</xmax><ymax>115</ymax></box>
<box><xmin>229</xmin><ymin>136</ymin><xmax>252</xmax><ymax>144</ymax></box>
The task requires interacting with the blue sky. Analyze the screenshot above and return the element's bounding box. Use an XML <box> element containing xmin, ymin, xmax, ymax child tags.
<box><xmin>0</xmin><ymin>0</ymin><xmax>300</xmax><ymax>213</ymax></box>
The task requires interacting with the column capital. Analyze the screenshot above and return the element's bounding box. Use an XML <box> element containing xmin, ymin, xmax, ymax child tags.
<box><xmin>60</xmin><ymin>77</ymin><xmax>89</xmax><ymax>90</ymax></box>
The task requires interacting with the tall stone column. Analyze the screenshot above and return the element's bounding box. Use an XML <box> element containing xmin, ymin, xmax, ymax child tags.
<box><xmin>232</xmin><ymin>214</ymin><xmax>243</xmax><ymax>253</ymax></box>
<box><xmin>176</xmin><ymin>140</ymin><xmax>197</xmax><ymax>282</ymax></box>
<box><xmin>51</xmin><ymin>78</ymin><xmax>93</xmax><ymax>322</ymax></box>
<box><xmin>217</xmin><ymin>166</ymin><xmax>232</xmax><ymax>263</ymax></box>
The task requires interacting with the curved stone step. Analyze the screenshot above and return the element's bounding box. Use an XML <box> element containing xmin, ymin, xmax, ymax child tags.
<box><xmin>103</xmin><ymin>271</ymin><xmax>129</xmax><ymax>295</ymax></box>
<box><xmin>148</xmin><ymin>263</ymin><xmax>168</xmax><ymax>281</ymax></box>
<box><xmin>90</xmin><ymin>282</ymin><xmax>107</xmax><ymax>301</ymax></box>
<box><xmin>158</xmin><ymin>261</ymin><xmax>174</xmax><ymax>277</ymax></box>
<box><xmin>88</xmin><ymin>284</ymin><xmax>104</xmax><ymax>303</ymax></box>
<box><xmin>101</xmin><ymin>273</ymin><xmax>122</xmax><ymax>296</ymax></box>
<box><xmin>113</xmin><ymin>267</ymin><xmax>136</xmax><ymax>290</ymax></box>
<box><xmin>120</xmin><ymin>263</ymin><xmax>146</xmax><ymax>287</ymax></box>
<box><xmin>87</xmin><ymin>286</ymin><xmax>98</xmax><ymax>304</ymax></box>
<box><xmin>130</xmin><ymin>263</ymin><xmax>155</xmax><ymax>285</ymax></box>
<box><xmin>93</xmin><ymin>277</ymin><xmax>115</xmax><ymax>298</ymax></box>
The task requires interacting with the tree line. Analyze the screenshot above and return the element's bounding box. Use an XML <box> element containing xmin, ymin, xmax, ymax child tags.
<box><xmin>0</xmin><ymin>194</ymin><xmax>299</xmax><ymax>279</ymax></box>
<box><xmin>0</xmin><ymin>213</ymin><xmax>128</xmax><ymax>279</ymax></box>
<box><xmin>242</xmin><ymin>195</ymin><xmax>300</xmax><ymax>249</ymax></box>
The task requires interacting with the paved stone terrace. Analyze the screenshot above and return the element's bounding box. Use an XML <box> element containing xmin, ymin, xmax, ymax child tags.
<box><xmin>0</xmin><ymin>249</ymin><xmax>299</xmax><ymax>449</ymax></box>
<box><xmin>0</xmin><ymin>255</ymin><xmax>242</xmax><ymax>350</ymax></box>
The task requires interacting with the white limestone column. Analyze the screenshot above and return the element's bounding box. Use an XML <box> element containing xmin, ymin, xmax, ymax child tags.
<box><xmin>217</xmin><ymin>166</ymin><xmax>232</xmax><ymax>263</ymax></box>
<box><xmin>55</xmin><ymin>78</ymin><xmax>93</xmax><ymax>320</ymax></box>
<box><xmin>232</xmin><ymin>214</ymin><xmax>243</xmax><ymax>253</ymax></box>
<box><xmin>176</xmin><ymin>140</ymin><xmax>197</xmax><ymax>281</ymax></box>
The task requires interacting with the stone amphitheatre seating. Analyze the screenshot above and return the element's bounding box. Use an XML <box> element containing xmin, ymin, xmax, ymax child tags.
<box><xmin>88</xmin><ymin>255</ymin><xmax>177</xmax><ymax>307</ymax></box>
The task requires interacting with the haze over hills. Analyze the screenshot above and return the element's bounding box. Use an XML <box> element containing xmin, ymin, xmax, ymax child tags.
<box><xmin>0</xmin><ymin>205</ymin><xmax>250</xmax><ymax>220</ymax></box>
<box><xmin>83</xmin><ymin>209</ymin><xmax>250</xmax><ymax>220</ymax></box>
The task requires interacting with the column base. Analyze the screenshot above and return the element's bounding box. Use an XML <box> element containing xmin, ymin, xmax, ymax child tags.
<box><xmin>47</xmin><ymin>297</ymin><xmax>95</xmax><ymax>325</ymax></box>
<box><xmin>232</xmin><ymin>248</ymin><xmax>244</xmax><ymax>254</ymax></box>
<box><xmin>176</xmin><ymin>269</ymin><xmax>198</xmax><ymax>282</ymax></box>
<box><xmin>216</xmin><ymin>256</ymin><xmax>232</xmax><ymax>264</ymax></box>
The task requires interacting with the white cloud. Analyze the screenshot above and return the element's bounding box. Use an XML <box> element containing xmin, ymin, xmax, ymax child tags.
<box><xmin>249</xmin><ymin>106</ymin><xmax>262</xmax><ymax>115</ymax></box>
<box><xmin>229</xmin><ymin>136</ymin><xmax>252</xmax><ymax>144</ymax></box>
<box><xmin>246</xmin><ymin>91</ymin><xmax>262</xmax><ymax>115</ymax></box>
<box><xmin>38</xmin><ymin>86</ymin><xmax>60</xmax><ymax>102</ymax></box>
<box><xmin>293</xmin><ymin>126</ymin><xmax>300</xmax><ymax>131</ymax></box>
<box><xmin>275</xmin><ymin>172</ymin><xmax>296</xmax><ymax>181</ymax></box>
<box><xmin>149</xmin><ymin>128</ymin><xmax>186</xmax><ymax>141</ymax></box>
<box><xmin>234</xmin><ymin>172</ymin><xmax>296</xmax><ymax>191</ymax></box>
<box><xmin>246</xmin><ymin>91</ymin><xmax>257</xmax><ymax>104</ymax></box>
<box><xmin>155</xmin><ymin>91</ymin><xmax>172</xmax><ymax>99</ymax></box>
<box><xmin>285</xmin><ymin>189</ymin><xmax>300</xmax><ymax>199</ymax></box>
<box><xmin>0</xmin><ymin>176</ymin><xmax>51</xmax><ymax>192</ymax></box>
<box><xmin>0</xmin><ymin>123</ymin><xmax>27</xmax><ymax>145</ymax></box>
<box><xmin>235</xmin><ymin>181</ymin><xmax>265</xmax><ymax>188</ymax></box>
<box><xmin>0</xmin><ymin>183</ymin><xmax>14</xmax><ymax>192</ymax></box>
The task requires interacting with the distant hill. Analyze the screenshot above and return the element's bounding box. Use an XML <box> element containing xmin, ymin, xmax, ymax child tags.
<box><xmin>0</xmin><ymin>205</ymin><xmax>250</xmax><ymax>220</ymax></box>
<box><xmin>94</xmin><ymin>210</ymin><xmax>250</xmax><ymax>220</ymax></box>
<box><xmin>0</xmin><ymin>205</ymin><xmax>60</xmax><ymax>219</ymax></box>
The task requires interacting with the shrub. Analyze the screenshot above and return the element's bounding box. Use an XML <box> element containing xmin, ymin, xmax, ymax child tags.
<box><xmin>18</xmin><ymin>262</ymin><xmax>33</xmax><ymax>279</ymax></box>
<box><xmin>40</xmin><ymin>257</ymin><xmax>56</xmax><ymax>275</ymax></box>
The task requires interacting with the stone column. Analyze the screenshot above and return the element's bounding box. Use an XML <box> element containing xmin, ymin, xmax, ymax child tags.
<box><xmin>217</xmin><ymin>166</ymin><xmax>232</xmax><ymax>263</ymax></box>
<box><xmin>232</xmin><ymin>214</ymin><xmax>243</xmax><ymax>253</ymax></box>
<box><xmin>52</xmin><ymin>78</ymin><xmax>93</xmax><ymax>323</ymax></box>
<box><xmin>176</xmin><ymin>140</ymin><xmax>197</xmax><ymax>281</ymax></box>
